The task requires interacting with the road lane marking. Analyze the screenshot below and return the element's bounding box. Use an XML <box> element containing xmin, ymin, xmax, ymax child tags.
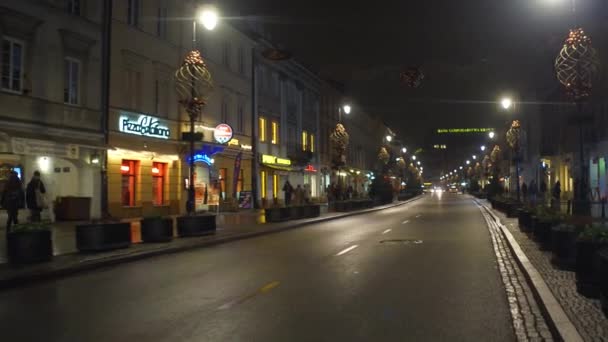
<box><xmin>402</xmin><ymin>220</ymin><xmax>410</xmax><ymax>224</ymax></box>
<box><xmin>382</xmin><ymin>229</ymin><xmax>392</xmax><ymax>234</ymax></box>
<box><xmin>218</xmin><ymin>281</ymin><xmax>280</xmax><ymax>310</ymax></box>
<box><xmin>336</xmin><ymin>245</ymin><xmax>358</xmax><ymax>256</ymax></box>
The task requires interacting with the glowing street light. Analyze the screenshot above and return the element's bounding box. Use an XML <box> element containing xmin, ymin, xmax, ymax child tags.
<box><xmin>472</xmin><ymin>155</ymin><xmax>477</xmax><ymax>160</ymax></box>
<box><xmin>489</xmin><ymin>131</ymin><xmax>496</xmax><ymax>139</ymax></box>
<box><xmin>402</xmin><ymin>147</ymin><xmax>407</xmax><ymax>153</ymax></box>
<box><xmin>453</xmin><ymin>169</ymin><xmax>457</xmax><ymax>173</ymax></box>
<box><xmin>500</xmin><ymin>97</ymin><xmax>513</xmax><ymax>110</ymax></box>
<box><xmin>481</xmin><ymin>145</ymin><xmax>486</xmax><ymax>151</ymax></box>
<box><xmin>466</xmin><ymin>160</ymin><xmax>470</xmax><ymax>165</ymax></box>
<box><xmin>417</xmin><ymin>161</ymin><xmax>421</xmax><ymax>166</ymax></box>
<box><xmin>343</xmin><ymin>104</ymin><xmax>352</xmax><ymax>114</ymax></box>
<box><xmin>198</xmin><ymin>7</ymin><xmax>219</xmax><ymax>31</ymax></box>
<box><xmin>386</xmin><ymin>135</ymin><xmax>393</xmax><ymax>142</ymax></box>
<box><xmin>459</xmin><ymin>166</ymin><xmax>463</xmax><ymax>170</ymax></box>
<box><xmin>412</xmin><ymin>155</ymin><xmax>417</xmax><ymax>160</ymax></box>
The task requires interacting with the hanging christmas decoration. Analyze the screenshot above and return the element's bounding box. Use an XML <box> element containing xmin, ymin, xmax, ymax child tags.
<box><xmin>175</xmin><ymin>50</ymin><xmax>214</xmax><ymax>116</ymax></box>
<box><xmin>554</xmin><ymin>28</ymin><xmax>600</xmax><ymax>101</ymax></box>
<box><xmin>397</xmin><ymin>158</ymin><xmax>406</xmax><ymax>170</ymax></box>
<box><xmin>506</xmin><ymin>120</ymin><xmax>522</xmax><ymax>152</ymax></box>
<box><xmin>490</xmin><ymin>145</ymin><xmax>501</xmax><ymax>164</ymax></box>
<box><xmin>400</xmin><ymin>66</ymin><xmax>425</xmax><ymax>88</ymax></box>
<box><xmin>378</xmin><ymin>147</ymin><xmax>390</xmax><ymax>164</ymax></box>
<box><xmin>330</xmin><ymin>123</ymin><xmax>349</xmax><ymax>167</ymax></box>
<box><xmin>474</xmin><ymin>162</ymin><xmax>483</xmax><ymax>178</ymax></box>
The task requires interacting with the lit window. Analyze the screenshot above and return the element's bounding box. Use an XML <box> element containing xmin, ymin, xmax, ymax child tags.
<box><xmin>260</xmin><ymin>171</ymin><xmax>267</xmax><ymax>199</ymax></box>
<box><xmin>152</xmin><ymin>162</ymin><xmax>166</xmax><ymax>206</ymax></box>
<box><xmin>310</xmin><ymin>134</ymin><xmax>315</xmax><ymax>153</ymax></box>
<box><xmin>1</xmin><ymin>37</ymin><xmax>24</xmax><ymax>93</ymax></box>
<box><xmin>273</xmin><ymin>174</ymin><xmax>279</xmax><ymax>199</ymax></box>
<box><xmin>121</xmin><ymin>160</ymin><xmax>138</xmax><ymax>206</ymax></box>
<box><xmin>271</xmin><ymin>121</ymin><xmax>279</xmax><ymax>145</ymax></box>
<box><xmin>302</xmin><ymin>131</ymin><xmax>308</xmax><ymax>151</ymax></box>
<box><xmin>64</xmin><ymin>57</ymin><xmax>80</xmax><ymax>105</ymax></box>
<box><xmin>259</xmin><ymin>117</ymin><xmax>267</xmax><ymax>142</ymax></box>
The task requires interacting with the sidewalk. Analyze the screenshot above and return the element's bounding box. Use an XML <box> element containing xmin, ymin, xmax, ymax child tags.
<box><xmin>0</xmin><ymin>196</ymin><xmax>422</xmax><ymax>289</ymax></box>
<box><xmin>479</xmin><ymin>199</ymin><xmax>608</xmax><ymax>342</ymax></box>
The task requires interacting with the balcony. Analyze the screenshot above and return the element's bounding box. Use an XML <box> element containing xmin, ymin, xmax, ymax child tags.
<box><xmin>0</xmin><ymin>92</ymin><xmax>102</xmax><ymax>132</ymax></box>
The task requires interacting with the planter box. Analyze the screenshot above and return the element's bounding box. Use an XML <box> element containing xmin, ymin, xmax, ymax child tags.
<box><xmin>534</xmin><ymin>220</ymin><xmax>556</xmax><ymax>250</ymax></box>
<box><xmin>177</xmin><ymin>215</ymin><xmax>216</xmax><ymax>237</ymax></box>
<box><xmin>141</xmin><ymin>218</ymin><xmax>173</xmax><ymax>243</ymax></box>
<box><xmin>598</xmin><ymin>248</ymin><xmax>608</xmax><ymax>317</ymax></box>
<box><xmin>518</xmin><ymin>210</ymin><xmax>532</xmax><ymax>231</ymax></box>
<box><xmin>76</xmin><ymin>222</ymin><xmax>131</xmax><ymax>252</ymax></box>
<box><xmin>264</xmin><ymin>207</ymin><xmax>291</xmax><ymax>222</ymax></box>
<box><xmin>551</xmin><ymin>227</ymin><xmax>579</xmax><ymax>270</ymax></box>
<box><xmin>575</xmin><ymin>240</ymin><xmax>606</xmax><ymax>298</ymax></box>
<box><xmin>506</xmin><ymin>203</ymin><xmax>520</xmax><ymax>218</ymax></box>
<box><xmin>7</xmin><ymin>230</ymin><xmax>53</xmax><ymax>264</ymax></box>
<box><xmin>335</xmin><ymin>201</ymin><xmax>353</xmax><ymax>212</ymax></box>
<box><xmin>304</xmin><ymin>205</ymin><xmax>321</xmax><ymax>218</ymax></box>
<box><xmin>289</xmin><ymin>206</ymin><xmax>305</xmax><ymax>220</ymax></box>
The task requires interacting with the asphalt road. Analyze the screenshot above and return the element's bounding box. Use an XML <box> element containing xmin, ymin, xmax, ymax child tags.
<box><xmin>0</xmin><ymin>193</ymin><xmax>516</xmax><ymax>342</ymax></box>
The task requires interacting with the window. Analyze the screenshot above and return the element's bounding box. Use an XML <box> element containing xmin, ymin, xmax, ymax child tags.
<box><xmin>219</xmin><ymin>168</ymin><xmax>227</xmax><ymax>199</ymax></box>
<box><xmin>237</xmin><ymin>103</ymin><xmax>244</xmax><ymax>133</ymax></box>
<box><xmin>154</xmin><ymin>79</ymin><xmax>169</xmax><ymax>117</ymax></box>
<box><xmin>1</xmin><ymin>38</ymin><xmax>24</xmax><ymax>93</ymax></box>
<box><xmin>221</xmin><ymin>100</ymin><xmax>228</xmax><ymax>124</ymax></box>
<box><xmin>302</xmin><ymin>130</ymin><xmax>308</xmax><ymax>151</ymax></box>
<box><xmin>67</xmin><ymin>0</ymin><xmax>80</xmax><ymax>15</ymax></box>
<box><xmin>127</xmin><ymin>0</ymin><xmax>140</xmax><ymax>27</ymax></box>
<box><xmin>238</xmin><ymin>46</ymin><xmax>245</xmax><ymax>75</ymax></box>
<box><xmin>152</xmin><ymin>162</ymin><xmax>166</xmax><ymax>206</ymax></box>
<box><xmin>260</xmin><ymin>171</ymin><xmax>267</xmax><ymax>199</ymax></box>
<box><xmin>273</xmin><ymin>174</ymin><xmax>279</xmax><ymax>199</ymax></box>
<box><xmin>271</xmin><ymin>121</ymin><xmax>279</xmax><ymax>145</ymax></box>
<box><xmin>222</xmin><ymin>41</ymin><xmax>230</xmax><ymax>68</ymax></box>
<box><xmin>259</xmin><ymin>117</ymin><xmax>267</xmax><ymax>142</ymax></box>
<box><xmin>125</xmin><ymin>69</ymin><xmax>142</xmax><ymax>109</ymax></box>
<box><xmin>64</xmin><ymin>57</ymin><xmax>80</xmax><ymax>105</ymax></box>
<box><xmin>236</xmin><ymin>169</ymin><xmax>244</xmax><ymax>193</ymax></box>
<box><xmin>121</xmin><ymin>160</ymin><xmax>139</xmax><ymax>206</ymax></box>
<box><xmin>156</xmin><ymin>3</ymin><xmax>168</xmax><ymax>38</ymax></box>
<box><xmin>310</xmin><ymin>134</ymin><xmax>315</xmax><ymax>153</ymax></box>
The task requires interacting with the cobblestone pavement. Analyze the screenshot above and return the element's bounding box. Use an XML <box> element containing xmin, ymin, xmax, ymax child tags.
<box><xmin>486</xmin><ymin>203</ymin><xmax>608</xmax><ymax>342</ymax></box>
<box><xmin>479</xmin><ymin>206</ymin><xmax>554</xmax><ymax>342</ymax></box>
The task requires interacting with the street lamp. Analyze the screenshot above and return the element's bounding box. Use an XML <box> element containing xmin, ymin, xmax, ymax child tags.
<box><xmin>343</xmin><ymin>104</ymin><xmax>351</xmax><ymax>114</ymax></box>
<box><xmin>198</xmin><ymin>7</ymin><xmax>219</xmax><ymax>31</ymax></box>
<box><xmin>386</xmin><ymin>135</ymin><xmax>393</xmax><ymax>142</ymax></box>
<box><xmin>501</xmin><ymin>97</ymin><xmax>513</xmax><ymax>110</ymax></box>
<box><xmin>338</xmin><ymin>104</ymin><xmax>351</xmax><ymax>122</ymax></box>
<box><xmin>459</xmin><ymin>166</ymin><xmax>463</xmax><ymax>170</ymax></box>
<box><xmin>472</xmin><ymin>155</ymin><xmax>477</xmax><ymax>160</ymax></box>
<box><xmin>466</xmin><ymin>160</ymin><xmax>470</xmax><ymax>165</ymax></box>
<box><xmin>402</xmin><ymin>147</ymin><xmax>407</xmax><ymax>153</ymax></box>
<box><xmin>412</xmin><ymin>155</ymin><xmax>417</xmax><ymax>160</ymax></box>
<box><xmin>488</xmin><ymin>131</ymin><xmax>496</xmax><ymax>139</ymax></box>
<box><xmin>417</xmin><ymin>161</ymin><xmax>421</xmax><ymax>166</ymax></box>
<box><xmin>481</xmin><ymin>145</ymin><xmax>486</xmax><ymax>151</ymax></box>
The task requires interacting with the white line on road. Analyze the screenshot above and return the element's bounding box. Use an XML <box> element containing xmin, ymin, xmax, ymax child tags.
<box><xmin>336</xmin><ymin>245</ymin><xmax>358</xmax><ymax>256</ymax></box>
<box><xmin>382</xmin><ymin>229</ymin><xmax>392</xmax><ymax>234</ymax></box>
<box><xmin>402</xmin><ymin>220</ymin><xmax>410</xmax><ymax>224</ymax></box>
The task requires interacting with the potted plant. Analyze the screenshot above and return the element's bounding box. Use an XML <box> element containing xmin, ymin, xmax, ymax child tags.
<box><xmin>551</xmin><ymin>223</ymin><xmax>581</xmax><ymax>270</ymax></box>
<box><xmin>177</xmin><ymin>214</ymin><xmax>216</xmax><ymax>237</ymax></box>
<box><xmin>534</xmin><ymin>208</ymin><xmax>564</xmax><ymax>250</ymax></box>
<box><xmin>140</xmin><ymin>216</ymin><xmax>173</xmax><ymax>243</ymax></box>
<box><xmin>575</xmin><ymin>224</ymin><xmax>608</xmax><ymax>297</ymax></box>
<box><xmin>597</xmin><ymin>248</ymin><xmax>608</xmax><ymax>317</ymax></box>
<box><xmin>76</xmin><ymin>220</ymin><xmax>132</xmax><ymax>252</ymax></box>
<box><xmin>7</xmin><ymin>221</ymin><xmax>53</xmax><ymax>264</ymax></box>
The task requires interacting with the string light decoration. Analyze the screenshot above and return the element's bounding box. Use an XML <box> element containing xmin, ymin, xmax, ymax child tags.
<box><xmin>400</xmin><ymin>66</ymin><xmax>425</xmax><ymax>88</ymax></box>
<box><xmin>554</xmin><ymin>28</ymin><xmax>600</xmax><ymax>101</ymax></box>
<box><xmin>175</xmin><ymin>50</ymin><xmax>214</xmax><ymax>116</ymax></box>
<box><xmin>330</xmin><ymin>123</ymin><xmax>349</xmax><ymax>167</ymax></box>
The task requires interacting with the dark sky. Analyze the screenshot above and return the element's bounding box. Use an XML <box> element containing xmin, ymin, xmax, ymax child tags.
<box><xmin>221</xmin><ymin>0</ymin><xmax>607</xmax><ymax>173</ymax></box>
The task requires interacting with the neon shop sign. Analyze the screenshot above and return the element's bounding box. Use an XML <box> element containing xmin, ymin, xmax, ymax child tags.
<box><xmin>119</xmin><ymin>113</ymin><xmax>170</xmax><ymax>139</ymax></box>
<box><xmin>192</xmin><ymin>154</ymin><xmax>214</xmax><ymax>166</ymax></box>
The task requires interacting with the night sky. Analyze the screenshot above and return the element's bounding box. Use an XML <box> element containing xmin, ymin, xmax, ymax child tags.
<box><xmin>221</xmin><ymin>0</ymin><xmax>607</xmax><ymax>173</ymax></box>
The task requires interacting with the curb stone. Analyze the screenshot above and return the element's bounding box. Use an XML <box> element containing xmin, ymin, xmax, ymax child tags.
<box><xmin>475</xmin><ymin>199</ymin><xmax>583</xmax><ymax>342</ymax></box>
<box><xmin>0</xmin><ymin>195</ymin><xmax>423</xmax><ymax>290</ymax></box>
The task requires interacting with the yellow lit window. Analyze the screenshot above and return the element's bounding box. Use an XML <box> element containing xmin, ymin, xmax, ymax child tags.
<box><xmin>310</xmin><ymin>134</ymin><xmax>315</xmax><ymax>153</ymax></box>
<box><xmin>260</xmin><ymin>171</ymin><xmax>267</xmax><ymax>198</ymax></box>
<box><xmin>259</xmin><ymin>117</ymin><xmax>266</xmax><ymax>142</ymax></box>
<box><xmin>302</xmin><ymin>130</ymin><xmax>308</xmax><ymax>151</ymax></box>
<box><xmin>273</xmin><ymin>174</ymin><xmax>279</xmax><ymax>198</ymax></box>
<box><xmin>271</xmin><ymin>121</ymin><xmax>279</xmax><ymax>144</ymax></box>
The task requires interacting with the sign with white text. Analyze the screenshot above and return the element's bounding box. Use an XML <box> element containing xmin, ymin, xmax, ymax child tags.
<box><xmin>119</xmin><ymin>112</ymin><xmax>170</xmax><ymax>139</ymax></box>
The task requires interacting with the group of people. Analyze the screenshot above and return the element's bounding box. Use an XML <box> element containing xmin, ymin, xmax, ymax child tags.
<box><xmin>282</xmin><ymin>181</ymin><xmax>310</xmax><ymax>206</ymax></box>
<box><xmin>520</xmin><ymin>180</ymin><xmax>561</xmax><ymax>206</ymax></box>
<box><xmin>1</xmin><ymin>171</ymin><xmax>47</xmax><ymax>235</ymax></box>
<box><xmin>327</xmin><ymin>183</ymin><xmax>357</xmax><ymax>202</ymax></box>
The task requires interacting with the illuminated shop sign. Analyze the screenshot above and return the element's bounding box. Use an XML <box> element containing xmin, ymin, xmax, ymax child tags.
<box><xmin>192</xmin><ymin>153</ymin><xmax>214</xmax><ymax>166</ymax></box>
<box><xmin>228</xmin><ymin>139</ymin><xmax>240</xmax><ymax>146</ymax></box>
<box><xmin>119</xmin><ymin>113</ymin><xmax>170</xmax><ymax>139</ymax></box>
<box><xmin>436</xmin><ymin>128</ymin><xmax>494</xmax><ymax>134</ymax></box>
<box><xmin>262</xmin><ymin>154</ymin><xmax>291</xmax><ymax>166</ymax></box>
<box><xmin>214</xmin><ymin>124</ymin><xmax>233</xmax><ymax>144</ymax></box>
<box><xmin>240</xmin><ymin>144</ymin><xmax>252</xmax><ymax>151</ymax></box>
<box><xmin>304</xmin><ymin>164</ymin><xmax>317</xmax><ymax>172</ymax></box>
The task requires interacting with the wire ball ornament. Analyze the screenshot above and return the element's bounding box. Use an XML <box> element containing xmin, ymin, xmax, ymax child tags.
<box><xmin>330</xmin><ymin>123</ymin><xmax>349</xmax><ymax>167</ymax></box>
<box><xmin>506</xmin><ymin>120</ymin><xmax>522</xmax><ymax>152</ymax></box>
<box><xmin>175</xmin><ymin>50</ymin><xmax>214</xmax><ymax>116</ymax></box>
<box><xmin>554</xmin><ymin>28</ymin><xmax>600</xmax><ymax>101</ymax></box>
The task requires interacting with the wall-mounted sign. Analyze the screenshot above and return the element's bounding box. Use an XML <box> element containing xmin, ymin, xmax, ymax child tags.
<box><xmin>119</xmin><ymin>112</ymin><xmax>170</xmax><ymax>139</ymax></box>
<box><xmin>436</xmin><ymin>128</ymin><xmax>494</xmax><ymax>134</ymax></box>
<box><xmin>228</xmin><ymin>138</ymin><xmax>240</xmax><ymax>146</ymax></box>
<box><xmin>192</xmin><ymin>153</ymin><xmax>214</xmax><ymax>166</ymax></box>
<box><xmin>241</xmin><ymin>144</ymin><xmax>252</xmax><ymax>151</ymax></box>
<box><xmin>304</xmin><ymin>164</ymin><xmax>317</xmax><ymax>172</ymax></box>
<box><xmin>213</xmin><ymin>124</ymin><xmax>233</xmax><ymax>144</ymax></box>
<box><xmin>262</xmin><ymin>154</ymin><xmax>291</xmax><ymax>166</ymax></box>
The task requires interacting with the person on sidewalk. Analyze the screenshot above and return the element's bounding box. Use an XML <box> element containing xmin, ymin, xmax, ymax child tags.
<box><xmin>540</xmin><ymin>181</ymin><xmax>547</xmax><ymax>205</ymax></box>
<box><xmin>303</xmin><ymin>184</ymin><xmax>310</xmax><ymax>204</ymax></box>
<box><xmin>1</xmin><ymin>172</ymin><xmax>25</xmax><ymax>236</ymax></box>
<box><xmin>26</xmin><ymin>171</ymin><xmax>47</xmax><ymax>222</ymax></box>
<box><xmin>529</xmin><ymin>180</ymin><xmax>538</xmax><ymax>206</ymax></box>
<box><xmin>521</xmin><ymin>182</ymin><xmax>528</xmax><ymax>202</ymax></box>
<box><xmin>294</xmin><ymin>185</ymin><xmax>303</xmax><ymax>205</ymax></box>
<box><xmin>552</xmin><ymin>180</ymin><xmax>561</xmax><ymax>210</ymax></box>
<box><xmin>283</xmin><ymin>180</ymin><xmax>293</xmax><ymax>206</ymax></box>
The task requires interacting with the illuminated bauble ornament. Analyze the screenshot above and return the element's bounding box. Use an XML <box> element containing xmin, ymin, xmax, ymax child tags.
<box><xmin>175</xmin><ymin>50</ymin><xmax>214</xmax><ymax>116</ymax></box>
<box><xmin>554</xmin><ymin>28</ymin><xmax>600</xmax><ymax>101</ymax></box>
<box><xmin>400</xmin><ymin>66</ymin><xmax>425</xmax><ymax>88</ymax></box>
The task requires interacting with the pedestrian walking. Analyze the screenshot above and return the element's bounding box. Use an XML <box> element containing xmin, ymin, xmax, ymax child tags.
<box><xmin>283</xmin><ymin>180</ymin><xmax>294</xmax><ymax>206</ymax></box>
<box><xmin>26</xmin><ymin>171</ymin><xmax>47</xmax><ymax>222</ymax></box>
<box><xmin>552</xmin><ymin>180</ymin><xmax>561</xmax><ymax>210</ymax></box>
<box><xmin>1</xmin><ymin>172</ymin><xmax>25</xmax><ymax>236</ymax></box>
<box><xmin>303</xmin><ymin>184</ymin><xmax>310</xmax><ymax>204</ymax></box>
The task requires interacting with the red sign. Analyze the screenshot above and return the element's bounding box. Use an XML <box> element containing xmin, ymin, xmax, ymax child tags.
<box><xmin>304</xmin><ymin>164</ymin><xmax>317</xmax><ymax>172</ymax></box>
<box><xmin>214</xmin><ymin>124</ymin><xmax>233</xmax><ymax>144</ymax></box>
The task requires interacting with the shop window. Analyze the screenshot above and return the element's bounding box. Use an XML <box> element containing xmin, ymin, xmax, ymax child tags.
<box><xmin>310</xmin><ymin>134</ymin><xmax>315</xmax><ymax>153</ymax></box>
<box><xmin>271</xmin><ymin>121</ymin><xmax>279</xmax><ymax>145</ymax></box>
<box><xmin>152</xmin><ymin>162</ymin><xmax>166</xmax><ymax>206</ymax></box>
<box><xmin>121</xmin><ymin>160</ymin><xmax>138</xmax><ymax>206</ymax></box>
<box><xmin>259</xmin><ymin>117</ymin><xmax>267</xmax><ymax>142</ymax></box>
<box><xmin>219</xmin><ymin>168</ymin><xmax>227</xmax><ymax>199</ymax></box>
<box><xmin>273</xmin><ymin>174</ymin><xmax>279</xmax><ymax>199</ymax></box>
<box><xmin>302</xmin><ymin>130</ymin><xmax>308</xmax><ymax>151</ymax></box>
<box><xmin>236</xmin><ymin>169</ymin><xmax>244</xmax><ymax>193</ymax></box>
<box><xmin>260</xmin><ymin>171</ymin><xmax>267</xmax><ymax>199</ymax></box>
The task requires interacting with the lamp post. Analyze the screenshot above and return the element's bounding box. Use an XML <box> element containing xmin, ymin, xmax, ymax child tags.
<box><xmin>175</xmin><ymin>7</ymin><xmax>217</xmax><ymax>214</ymax></box>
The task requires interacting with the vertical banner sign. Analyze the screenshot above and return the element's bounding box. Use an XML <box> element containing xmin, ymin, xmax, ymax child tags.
<box><xmin>233</xmin><ymin>152</ymin><xmax>242</xmax><ymax>198</ymax></box>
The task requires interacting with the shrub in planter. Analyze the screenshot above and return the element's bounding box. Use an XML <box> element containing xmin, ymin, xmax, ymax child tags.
<box><xmin>597</xmin><ymin>248</ymin><xmax>608</xmax><ymax>317</ymax></box>
<box><xmin>575</xmin><ymin>224</ymin><xmax>608</xmax><ymax>297</ymax></box>
<box><xmin>289</xmin><ymin>206</ymin><xmax>305</xmax><ymax>220</ymax></box>
<box><xmin>533</xmin><ymin>208</ymin><xmax>564</xmax><ymax>250</ymax></box>
<box><xmin>7</xmin><ymin>221</ymin><xmax>53</xmax><ymax>264</ymax></box>
<box><xmin>140</xmin><ymin>216</ymin><xmax>173</xmax><ymax>243</ymax></box>
<box><xmin>177</xmin><ymin>214</ymin><xmax>216</xmax><ymax>236</ymax></box>
<box><xmin>551</xmin><ymin>223</ymin><xmax>581</xmax><ymax>270</ymax></box>
<box><xmin>76</xmin><ymin>221</ymin><xmax>131</xmax><ymax>252</ymax></box>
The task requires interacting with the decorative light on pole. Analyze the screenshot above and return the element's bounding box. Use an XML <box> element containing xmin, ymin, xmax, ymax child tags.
<box><xmin>488</xmin><ymin>131</ymin><xmax>496</xmax><ymax>139</ymax></box>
